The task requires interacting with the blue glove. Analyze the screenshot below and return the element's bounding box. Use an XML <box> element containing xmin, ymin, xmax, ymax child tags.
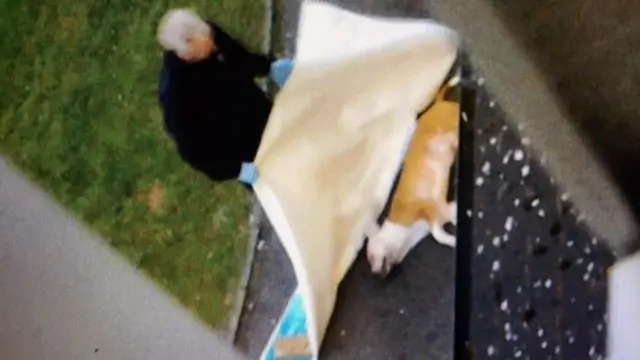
<box><xmin>238</xmin><ymin>162</ymin><xmax>259</xmax><ymax>185</ymax></box>
<box><xmin>270</xmin><ymin>59</ymin><xmax>294</xmax><ymax>88</ymax></box>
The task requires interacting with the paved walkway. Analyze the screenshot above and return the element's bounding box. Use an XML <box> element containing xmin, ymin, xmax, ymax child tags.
<box><xmin>0</xmin><ymin>157</ymin><xmax>246</xmax><ymax>360</ymax></box>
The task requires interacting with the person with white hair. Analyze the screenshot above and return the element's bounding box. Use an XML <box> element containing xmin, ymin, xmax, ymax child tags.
<box><xmin>157</xmin><ymin>9</ymin><xmax>293</xmax><ymax>187</ymax></box>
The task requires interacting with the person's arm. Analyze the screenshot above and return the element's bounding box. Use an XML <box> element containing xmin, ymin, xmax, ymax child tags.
<box><xmin>159</xmin><ymin>52</ymin><xmax>179</xmax><ymax>139</ymax></box>
<box><xmin>209</xmin><ymin>22</ymin><xmax>272</xmax><ymax>77</ymax></box>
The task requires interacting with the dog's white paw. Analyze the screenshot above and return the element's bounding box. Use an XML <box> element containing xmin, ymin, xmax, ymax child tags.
<box><xmin>366</xmin><ymin>222</ymin><xmax>409</xmax><ymax>275</ymax></box>
<box><xmin>366</xmin><ymin>236</ymin><xmax>394</xmax><ymax>275</ymax></box>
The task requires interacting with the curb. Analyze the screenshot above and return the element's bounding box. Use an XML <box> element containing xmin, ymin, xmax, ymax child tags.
<box><xmin>226</xmin><ymin>0</ymin><xmax>274</xmax><ymax>343</ymax></box>
<box><xmin>226</xmin><ymin>197</ymin><xmax>264</xmax><ymax>342</ymax></box>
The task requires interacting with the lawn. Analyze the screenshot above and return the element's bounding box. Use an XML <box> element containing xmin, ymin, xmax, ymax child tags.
<box><xmin>0</xmin><ymin>0</ymin><xmax>266</xmax><ymax>328</ymax></box>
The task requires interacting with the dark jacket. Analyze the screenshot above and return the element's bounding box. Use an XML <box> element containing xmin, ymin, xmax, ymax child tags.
<box><xmin>159</xmin><ymin>22</ymin><xmax>273</xmax><ymax>182</ymax></box>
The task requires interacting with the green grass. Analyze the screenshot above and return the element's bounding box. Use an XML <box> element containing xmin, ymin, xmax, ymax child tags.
<box><xmin>0</xmin><ymin>0</ymin><xmax>266</xmax><ymax>328</ymax></box>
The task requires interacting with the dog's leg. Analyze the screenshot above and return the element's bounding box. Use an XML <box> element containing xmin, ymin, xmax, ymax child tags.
<box><xmin>367</xmin><ymin>220</ymin><xmax>410</xmax><ymax>275</ymax></box>
<box><xmin>397</xmin><ymin>220</ymin><xmax>430</xmax><ymax>261</ymax></box>
<box><xmin>430</xmin><ymin>195</ymin><xmax>457</xmax><ymax>247</ymax></box>
<box><xmin>448</xmin><ymin>201</ymin><xmax>458</xmax><ymax>226</ymax></box>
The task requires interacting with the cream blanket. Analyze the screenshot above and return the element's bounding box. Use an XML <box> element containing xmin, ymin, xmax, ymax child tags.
<box><xmin>253</xmin><ymin>1</ymin><xmax>459</xmax><ymax>353</ymax></box>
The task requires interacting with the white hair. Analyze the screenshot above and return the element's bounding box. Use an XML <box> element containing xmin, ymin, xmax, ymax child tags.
<box><xmin>157</xmin><ymin>9</ymin><xmax>211</xmax><ymax>55</ymax></box>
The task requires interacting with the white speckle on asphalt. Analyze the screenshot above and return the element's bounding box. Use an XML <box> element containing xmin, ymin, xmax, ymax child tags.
<box><xmin>514</xmin><ymin>198</ymin><xmax>521</xmax><ymax>206</ymax></box>
<box><xmin>489</xmin><ymin>100</ymin><xmax>496</xmax><ymax>108</ymax></box>
<box><xmin>503</xmin><ymin>150</ymin><xmax>513</xmax><ymax>164</ymax></box>
<box><xmin>489</xmin><ymin>137</ymin><xmax>497</xmax><ymax>145</ymax></box>
<box><xmin>257</xmin><ymin>239</ymin><xmax>266</xmax><ymax>251</ymax></box>
<box><xmin>492</xmin><ymin>260</ymin><xmax>501</xmax><ymax>272</ymax></box>
<box><xmin>504</xmin><ymin>216</ymin><xmax>514</xmax><ymax>231</ymax></box>
<box><xmin>513</xmin><ymin>149</ymin><xmax>524</xmax><ymax>161</ymax></box>
<box><xmin>462</xmin><ymin>112</ymin><xmax>468</xmax><ymax>122</ymax></box>
<box><xmin>482</xmin><ymin>161</ymin><xmax>491</xmax><ymax>175</ymax></box>
<box><xmin>466</xmin><ymin>209</ymin><xmax>473</xmax><ymax>217</ymax></box>
<box><xmin>531</xmin><ymin>198</ymin><xmax>540</xmax><ymax>207</ymax></box>
<box><xmin>477</xmin><ymin>77</ymin><xmax>486</xmax><ymax>86</ymax></box>
<box><xmin>521</xmin><ymin>165</ymin><xmax>530</xmax><ymax>177</ymax></box>
<box><xmin>487</xmin><ymin>345</ymin><xmax>495</xmax><ymax>356</ymax></box>
<box><xmin>545</xmin><ymin>279</ymin><xmax>552</xmax><ymax>288</ymax></box>
<box><xmin>537</xmin><ymin>209</ymin><xmax>546</xmax><ymax>218</ymax></box>
<box><xmin>493</xmin><ymin>236</ymin><xmax>501</xmax><ymax>247</ymax></box>
<box><xmin>475</xmin><ymin>177</ymin><xmax>484</xmax><ymax>186</ymax></box>
<box><xmin>477</xmin><ymin>244</ymin><xmax>485</xmax><ymax>254</ymax></box>
<box><xmin>522</xmin><ymin>137</ymin><xmax>531</xmax><ymax>145</ymax></box>
<box><xmin>500</xmin><ymin>300</ymin><xmax>509</xmax><ymax>311</ymax></box>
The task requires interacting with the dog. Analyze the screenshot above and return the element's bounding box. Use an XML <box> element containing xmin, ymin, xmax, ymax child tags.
<box><xmin>366</xmin><ymin>74</ymin><xmax>460</xmax><ymax>275</ymax></box>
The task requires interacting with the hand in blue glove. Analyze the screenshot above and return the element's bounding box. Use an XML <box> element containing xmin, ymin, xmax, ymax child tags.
<box><xmin>270</xmin><ymin>59</ymin><xmax>294</xmax><ymax>88</ymax></box>
<box><xmin>238</xmin><ymin>162</ymin><xmax>259</xmax><ymax>185</ymax></box>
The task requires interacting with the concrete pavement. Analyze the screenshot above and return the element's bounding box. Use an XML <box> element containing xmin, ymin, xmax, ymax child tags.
<box><xmin>0</xmin><ymin>157</ymin><xmax>247</xmax><ymax>360</ymax></box>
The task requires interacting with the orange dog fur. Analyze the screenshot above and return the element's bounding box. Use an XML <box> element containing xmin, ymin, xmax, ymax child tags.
<box><xmin>367</xmin><ymin>75</ymin><xmax>460</xmax><ymax>275</ymax></box>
